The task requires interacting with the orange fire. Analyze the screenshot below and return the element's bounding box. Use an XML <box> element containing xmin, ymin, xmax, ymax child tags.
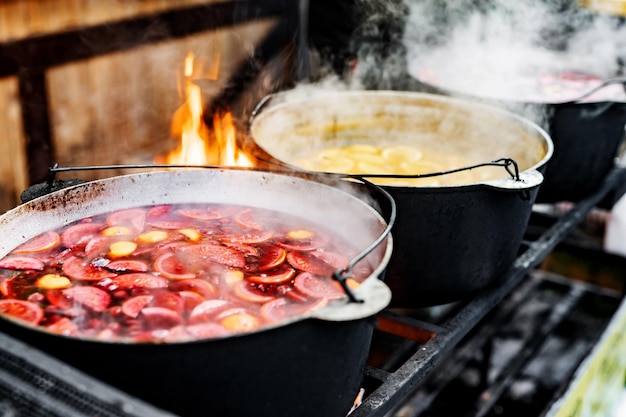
<box><xmin>160</xmin><ymin>52</ymin><xmax>254</xmax><ymax>167</ymax></box>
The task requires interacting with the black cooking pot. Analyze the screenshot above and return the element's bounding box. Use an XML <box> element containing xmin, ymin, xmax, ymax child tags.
<box><xmin>408</xmin><ymin>66</ymin><xmax>626</xmax><ymax>203</ymax></box>
<box><xmin>536</xmin><ymin>96</ymin><xmax>626</xmax><ymax>202</ymax></box>
<box><xmin>0</xmin><ymin>168</ymin><xmax>393</xmax><ymax>417</ymax></box>
<box><xmin>248</xmin><ymin>90</ymin><xmax>553</xmax><ymax>306</ymax></box>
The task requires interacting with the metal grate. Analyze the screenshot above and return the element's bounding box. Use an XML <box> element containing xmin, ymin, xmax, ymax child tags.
<box><xmin>384</xmin><ymin>271</ymin><xmax>622</xmax><ymax>417</ymax></box>
<box><xmin>0</xmin><ymin>331</ymin><xmax>175</xmax><ymax>417</ymax></box>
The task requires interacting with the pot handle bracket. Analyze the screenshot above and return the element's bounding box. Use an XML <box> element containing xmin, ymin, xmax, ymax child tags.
<box><xmin>479</xmin><ymin>158</ymin><xmax>544</xmax><ymax>198</ymax></box>
<box><xmin>331</xmin><ymin>177</ymin><xmax>396</xmax><ymax>304</ymax></box>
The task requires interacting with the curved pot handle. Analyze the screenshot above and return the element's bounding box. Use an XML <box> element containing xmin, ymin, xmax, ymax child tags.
<box><xmin>565</xmin><ymin>76</ymin><xmax>626</xmax><ymax>104</ymax></box>
<box><xmin>355</xmin><ymin>158</ymin><xmax>544</xmax><ymax>192</ymax></box>
<box><xmin>480</xmin><ymin>169</ymin><xmax>544</xmax><ymax>191</ymax></box>
<box><xmin>309</xmin><ymin>276</ymin><xmax>392</xmax><ymax>322</ymax></box>
<box><xmin>329</xmin><ymin>176</ymin><xmax>396</xmax><ymax>303</ymax></box>
<box><xmin>248</xmin><ymin>93</ymin><xmax>277</xmax><ymax>127</ymax></box>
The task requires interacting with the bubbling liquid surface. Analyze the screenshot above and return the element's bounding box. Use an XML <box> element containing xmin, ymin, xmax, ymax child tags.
<box><xmin>0</xmin><ymin>204</ymin><xmax>372</xmax><ymax>342</ymax></box>
<box><xmin>293</xmin><ymin>143</ymin><xmax>508</xmax><ymax>186</ymax></box>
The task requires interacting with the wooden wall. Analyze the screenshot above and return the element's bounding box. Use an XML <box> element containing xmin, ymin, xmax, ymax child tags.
<box><xmin>0</xmin><ymin>0</ymin><xmax>291</xmax><ymax>213</ymax></box>
<box><xmin>0</xmin><ymin>0</ymin><xmax>214</xmax><ymax>42</ymax></box>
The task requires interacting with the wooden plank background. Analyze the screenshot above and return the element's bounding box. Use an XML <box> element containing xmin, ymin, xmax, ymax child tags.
<box><xmin>0</xmin><ymin>0</ymin><xmax>278</xmax><ymax>213</ymax></box>
<box><xmin>0</xmin><ymin>0</ymin><xmax>218</xmax><ymax>42</ymax></box>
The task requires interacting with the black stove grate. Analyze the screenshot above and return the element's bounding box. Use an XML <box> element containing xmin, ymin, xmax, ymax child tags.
<box><xmin>386</xmin><ymin>271</ymin><xmax>622</xmax><ymax>417</ymax></box>
<box><xmin>0</xmin><ymin>332</ymin><xmax>175</xmax><ymax>417</ymax></box>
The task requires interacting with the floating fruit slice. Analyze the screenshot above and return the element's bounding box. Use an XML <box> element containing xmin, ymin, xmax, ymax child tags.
<box><xmin>233</xmin><ymin>209</ymin><xmax>264</xmax><ymax>230</ymax></box>
<box><xmin>169</xmin><ymin>278</ymin><xmax>216</xmax><ymax>298</ymax></box>
<box><xmin>381</xmin><ymin>145</ymin><xmax>423</xmax><ymax>163</ymax></box>
<box><xmin>106</xmin><ymin>208</ymin><xmax>146</xmax><ymax>231</ymax></box>
<box><xmin>286</xmin><ymin>251</ymin><xmax>335</xmax><ymax>276</ymax></box>
<box><xmin>141</xmin><ymin>307</ymin><xmax>184</xmax><ymax>329</ymax></box>
<box><xmin>146</xmin><ymin>205</ymin><xmax>170</xmax><ymax>219</ymax></box>
<box><xmin>320</xmin><ymin>155</ymin><xmax>356</xmax><ymax>173</ymax></box>
<box><xmin>248</xmin><ymin>265</ymin><xmax>296</xmax><ymax>285</ymax></box>
<box><xmin>0</xmin><ymin>256</ymin><xmax>45</xmax><ymax>271</ymax></box>
<box><xmin>220</xmin><ymin>311</ymin><xmax>261</xmax><ymax>332</ymax></box>
<box><xmin>109</xmin><ymin>241</ymin><xmax>137</xmax><ymax>258</ymax></box>
<box><xmin>84</xmin><ymin>236</ymin><xmax>114</xmax><ymax>257</ymax></box>
<box><xmin>343</xmin><ymin>144</ymin><xmax>380</xmax><ymax>154</ymax></box>
<box><xmin>294</xmin><ymin>272</ymin><xmax>346</xmax><ymax>300</ymax></box>
<box><xmin>221</xmin><ymin>229</ymin><xmax>274</xmax><ymax>245</ymax></box>
<box><xmin>309</xmin><ymin>251</ymin><xmax>349</xmax><ymax>270</ymax></box>
<box><xmin>186</xmin><ymin>322</ymin><xmax>230</xmax><ymax>339</ymax></box>
<box><xmin>178</xmin><ymin>291</ymin><xmax>205</xmax><ymax>311</ymax></box>
<box><xmin>233</xmin><ymin>281</ymin><xmax>274</xmax><ymax>304</ymax></box>
<box><xmin>35</xmin><ymin>274</ymin><xmax>71</xmax><ymax>290</ymax></box>
<box><xmin>111</xmin><ymin>273</ymin><xmax>169</xmax><ymax>290</ymax></box>
<box><xmin>153</xmin><ymin>252</ymin><xmax>196</xmax><ymax>280</ymax></box>
<box><xmin>62</xmin><ymin>286</ymin><xmax>111</xmax><ymax>313</ymax></box>
<box><xmin>177</xmin><ymin>244</ymin><xmax>245</xmax><ymax>268</ymax></box>
<box><xmin>122</xmin><ymin>294</ymin><xmax>153</xmax><ymax>318</ymax></box>
<box><xmin>399</xmin><ymin>160</ymin><xmax>443</xmax><ymax>175</ymax></box>
<box><xmin>0</xmin><ymin>299</ymin><xmax>44</xmax><ymax>324</ymax></box>
<box><xmin>259</xmin><ymin>297</ymin><xmax>327</xmax><ymax>323</ymax></box>
<box><xmin>222</xmin><ymin>270</ymin><xmax>244</xmax><ymax>286</ymax></box>
<box><xmin>12</xmin><ymin>231</ymin><xmax>60</xmax><ymax>254</ymax></box>
<box><xmin>177</xmin><ymin>207</ymin><xmax>230</xmax><ymax>221</ymax></box>
<box><xmin>188</xmin><ymin>299</ymin><xmax>232</xmax><ymax>324</ymax></box>
<box><xmin>105</xmin><ymin>260</ymin><xmax>149</xmax><ymax>273</ymax></box>
<box><xmin>276</xmin><ymin>231</ymin><xmax>329</xmax><ymax>251</ymax></box>
<box><xmin>46</xmin><ymin>317</ymin><xmax>78</xmax><ymax>335</ymax></box>
<box><xmin>137</xmin><ymin>231</ymin><xmax>169</xmax><ymax>243</ymax></box>
<box><xmin>60</xmin><ymin>223</ymin><xmax>104</xmax><ymax>249</ymax></box>
<box><xmin>147</xmin><ymin>220</ymin><xmax>191</xmax><ymax>230</ymax></box>
<box><xmin>46</xmin><ymin>289</ymin><xmax>73</xmax><ymax>309</ymax></box>
<box><xmin>101</xmin><ymin>226</ymin><xmax>134</xmax><ymax>237</ymax></box>
<box><xmin>178</xmin><ymin>229</ymin><xmax>200</xmax><ymax>242</ymax></box>
<box><xmin>356</xmin><ymin>161</ymin><xmax>394</xmax><ymax>175</ymax></box>
<box><xmin>61</xmin><ymin>256</ymin><xmax>118</xmax><ymax>281</ymax></box>
<box><xmin>150</xmin><ymin>289</ymin><xmax>184</xmax><ymax>314</ymax></box>
<box><xmin>244</xmin><ymin>244</ymin><xmax>286</xmax><ymax>272</ymax></box>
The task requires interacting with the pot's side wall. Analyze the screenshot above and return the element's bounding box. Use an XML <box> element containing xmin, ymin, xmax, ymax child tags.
<box><xmin>0</xmin><ymin>315</ymin><xmax>375</xmax><ymax>417</ymax></box>
<box><xmin>537</xmin><ymin>102</ymin><xmax>626</xmax><ymax>203</ymax></box>
<box><xmin>382</xmin><ymin>184</ymin><xmax>539</xmax><ymax>306</ymax></box>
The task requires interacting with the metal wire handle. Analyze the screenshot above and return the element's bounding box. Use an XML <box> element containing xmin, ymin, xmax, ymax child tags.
<box><xmin>330</xmin><ymin>175</ymin><xmax>396</xmax><ymax>303</ymax></box>
<box><xmin>45</xmin><ymin>163</ymin><xmax>396</xmax><ymax>303</ymax></box>
<box><xmin>353</xmin><ymin>157</ymin><xmax>521</xmax><ymax>182</ymax></box>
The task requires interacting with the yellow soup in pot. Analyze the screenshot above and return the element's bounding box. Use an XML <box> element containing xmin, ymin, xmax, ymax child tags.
<box><xmin>293</xmin><ymin>143</ymin><xmax>509</xmax><ymax>187</ymax></box>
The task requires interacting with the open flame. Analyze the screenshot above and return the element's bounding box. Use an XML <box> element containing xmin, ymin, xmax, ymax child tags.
<box><xmin>159</xmin><ymin>52</ymin><xmax>254</xmax><ymax>167</ymax></box>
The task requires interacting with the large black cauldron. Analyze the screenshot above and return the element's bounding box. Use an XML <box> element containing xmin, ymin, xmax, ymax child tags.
<box><xmin>0</xmin><ymin>168</ymin><xmax>393</xmax><ymax>417</ymax></box>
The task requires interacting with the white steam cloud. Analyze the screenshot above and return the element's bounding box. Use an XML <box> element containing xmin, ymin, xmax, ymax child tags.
<box><xmin>403</xmin><ymin>0</ymin><xmax>626</xmax><ymax>100</ymax></box>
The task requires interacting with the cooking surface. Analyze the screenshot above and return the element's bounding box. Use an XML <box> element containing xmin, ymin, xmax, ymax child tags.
<box><xmin>1</xmin><ymin>1</ymin><xmax>626</xmax><ymax>416</ymax></box>
<box><xmin>0</xmin><ymin>165</ymin><xmax>624</xmax><ymax>417</ymax></box>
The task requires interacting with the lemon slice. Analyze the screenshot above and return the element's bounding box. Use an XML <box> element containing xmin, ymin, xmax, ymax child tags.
<box><xmin>357</xmin><ymin>161</ymin><xmax>393</xmax><ymax>174</ymax></box>
<box><xmin>319</xmin><ymin>148</ymin><xmax>345</xmax><ymax>158</ymax></box>
<box><xmin>400</xmin><ymin>160</ymin><xmax>443</xmax><ymax>175</ymax></box>
<box><xmin>348</xmin><ymin>152</ymin><xmax>386</xmax><ymax>165</ymax></box>
<box><xmin>343</xmin><ymin>144</ymin><xmax>379</xmax><ymax>154</ymax></box>
<box><xmin>381</xmin><ymin>146</ymin><xmax>423</xmax><ymax>163</ymax></box>
<box><xmin>319</xmin><ymin>155</ymin><xmax>355</xmax><ymax>173</ymax></box>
